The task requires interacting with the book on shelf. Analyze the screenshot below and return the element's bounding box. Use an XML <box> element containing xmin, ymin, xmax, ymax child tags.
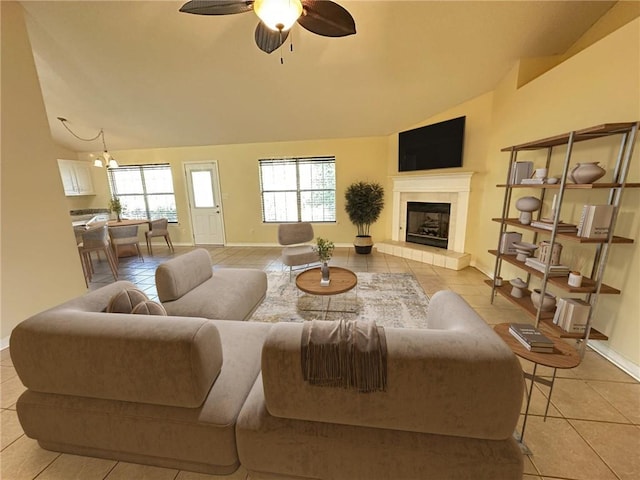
<box><xmin>509</xmin><ymin>323</ymin><xmax>555</xmax><ymax>348</ymax></box>
<box><xmin>520</xmin><ymin>178</ymin><xmax>545</xmax><ymax>185</ymax></box>
<box><xmin>524</xmin><ymin>257</ymin><xmax>570</xmax><ymax>276</ymax></box>
<box><xmin>530</xmin><ymin>219</ymin><xmax>578</xmax><ymax>232</ymax></box>
<box><xmin>577</xmin><ymin>204</ymin><xmax>615</xmax><ymax>239</ymax></box>
<box><xmin>553</xmin><ymin>298</ymin><xmax>591</xmax><ymax>333</ymax></box>
<box><xmin>499</xmin><ymin>231</ymin><xmax>522</xmax><ymax>254</ymax></box>
<box><xmin>509</xmin><ymin>161</ymin><xmax>533</xmax><ymax>185</ymax></box>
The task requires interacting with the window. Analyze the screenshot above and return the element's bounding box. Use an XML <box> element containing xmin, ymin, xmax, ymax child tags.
<box><xmin>108</xmin><ymin>164</ymin><xmax>178</xmax><ymax>222</ymax></box>
<box><xmin>259</xmin><ymin>157</ymin><xmax>336</xmax><ymax>223</ymax></box>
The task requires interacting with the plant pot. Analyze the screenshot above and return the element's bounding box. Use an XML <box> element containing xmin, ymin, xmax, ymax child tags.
<box><xmin>354</xmin><ymin>235</ymin><xmax>373</xmax><ymax>254</ymax></box>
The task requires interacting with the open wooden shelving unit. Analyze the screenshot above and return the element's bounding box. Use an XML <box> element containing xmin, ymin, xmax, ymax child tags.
<box><xmin>491</xmin><ymin>122</ymin><xmax>639</xmax><ymax>349</ymax></box>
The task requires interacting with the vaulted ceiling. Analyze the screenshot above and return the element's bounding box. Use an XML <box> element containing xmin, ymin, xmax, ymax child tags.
<box><xmin>20</xmin><ymin>1</ymin><xmax>615</xmax><ymax>152</ymax></box>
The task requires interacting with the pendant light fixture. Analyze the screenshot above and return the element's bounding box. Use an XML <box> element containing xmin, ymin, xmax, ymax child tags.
<box><xmin>57</xmin><ymin>117</ymin><xmax>119</xmax><ymax>168</ymax></box>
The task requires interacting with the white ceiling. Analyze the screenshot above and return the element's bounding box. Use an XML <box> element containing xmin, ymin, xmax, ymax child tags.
<box><xmin>20</xmin><ymin>0</ymin><xmax>615</xmax><ymax>153</ymax></box>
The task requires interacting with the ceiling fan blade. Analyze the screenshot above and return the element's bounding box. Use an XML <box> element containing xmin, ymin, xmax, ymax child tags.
<box><xmin>298</xmin><ymin>0</ymin><xmax>356</xmax><ymax>37</ymax></box>
<box><xmin>255</xmin><ymin>22</ymin><xmax>289</xmax><ymax>54</ymax></box>
<box><xmin>179</xmin><ymin>0</ymin><xmax>254</xmax><ymax>15</ymax></box>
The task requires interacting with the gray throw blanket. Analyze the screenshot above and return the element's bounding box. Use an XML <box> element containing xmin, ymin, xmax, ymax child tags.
<box><xmin>301</xmin><ymin>320</ymin><xmax>387</xmax><ymax>393</ymax></box>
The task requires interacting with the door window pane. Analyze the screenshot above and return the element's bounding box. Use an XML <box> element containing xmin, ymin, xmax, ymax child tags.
<box><xmin>191</xmin><ymin>170</ymin><xmax>215</xmax><ymax>208</ymax></box>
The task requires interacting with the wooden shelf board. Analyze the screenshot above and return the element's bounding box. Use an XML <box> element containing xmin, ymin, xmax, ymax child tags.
<box><xmin>488</xmin><ymin>250</ymin><xmax>620</xmax><ymax>294</ymax></box>
<box><xmin>484</xmin><ymin>280</ymin><xmax>608</xmax><ymax>340</ymax></box>
<box><xmin>500</xmin><ymin>122</ymin><xmax>639</xmax><ymax>151</ymax></box>
<box><xmin>492</xmin><ymin>218</ymin><xmax>634</xmax><ymax>244</ymax></box>
<box><xmin>496</xmin><ymin>183</ymin><xmax>640</xmax><ymax>189</ymax></box>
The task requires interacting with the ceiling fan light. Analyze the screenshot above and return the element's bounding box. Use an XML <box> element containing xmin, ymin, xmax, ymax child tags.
<box><xmin>254</xmin><ymin>0</ymin><xmax>302</xmax><ymax>31</ymax></box>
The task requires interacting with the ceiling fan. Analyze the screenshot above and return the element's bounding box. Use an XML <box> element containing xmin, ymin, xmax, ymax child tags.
<box><xmin>179</xmin><ymin>0</ymin><xmax>356</xmax><ymax>54</ymax></box>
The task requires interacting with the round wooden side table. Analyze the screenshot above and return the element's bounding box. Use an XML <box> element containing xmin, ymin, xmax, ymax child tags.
<box><xmin>494</xmin><ymin>323</ymin><xmax>581</xmax><ymax>452</ymax></box>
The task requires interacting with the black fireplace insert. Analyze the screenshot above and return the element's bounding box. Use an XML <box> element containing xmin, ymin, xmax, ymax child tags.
<box><xmin>405</xmin><ymin>202</ymin><xmax>450</xmax><ymax>249</ymax></box>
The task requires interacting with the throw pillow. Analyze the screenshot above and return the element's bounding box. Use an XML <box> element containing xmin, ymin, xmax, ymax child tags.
<box><xmin>131</xmin><ymin>300</ymin><xmax>167</xmax><ymax>316</ymax></box>
<box><xmin>107</xmin><ymin>288</ymin><xmax>149</xmax><ymax>314</ymax></box>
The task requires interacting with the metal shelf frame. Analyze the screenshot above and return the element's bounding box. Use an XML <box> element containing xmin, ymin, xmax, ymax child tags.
<box><xmin>491</xmin><ymin>122</ymin><xmax>639</xmax><ymax>354</ymax></box>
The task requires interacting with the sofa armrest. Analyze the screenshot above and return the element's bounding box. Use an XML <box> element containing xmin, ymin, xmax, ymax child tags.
<box><xmin>156</xmin><ymin>248</ymin><xmax>213</xmax><ymax>302</ymax></box>
<box><xmin>11</xmin><ymin>308</ymin><xmax>222</xmax><ymax>408</ymax></box>
<box><xmin>262</xmin><ymin>295</ymin><xmax>524</xmax><ymax>441</ymax></box>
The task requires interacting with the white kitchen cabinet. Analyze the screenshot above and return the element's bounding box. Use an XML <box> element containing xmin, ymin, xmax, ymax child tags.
<box><xmin>58</xmin><ymin>159</ymin><xmax>95</xmax><ymax>196</ymax></box>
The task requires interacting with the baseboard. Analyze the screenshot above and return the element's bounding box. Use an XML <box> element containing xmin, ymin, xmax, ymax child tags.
<box><xmin>588</xmin><ymin>341</ymin><xmax>640</xmax><ymax>382</ymax></box>
<box><xmin>1</xmin><ymin>336</ymin><xmax>9</xmax><ymax>350</ymax></box>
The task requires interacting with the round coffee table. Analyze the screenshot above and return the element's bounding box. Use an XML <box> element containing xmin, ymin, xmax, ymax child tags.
<box><xmin>295</xmin><ymin>266</ymin><xmax>358</xmax><ymax>315</ymax></box>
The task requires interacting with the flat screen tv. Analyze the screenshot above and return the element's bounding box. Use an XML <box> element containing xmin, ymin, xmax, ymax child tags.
<box><xmin>398</xmin><ymin>116</ymin><xmax>466</xmax><ymax>172</ymax></box>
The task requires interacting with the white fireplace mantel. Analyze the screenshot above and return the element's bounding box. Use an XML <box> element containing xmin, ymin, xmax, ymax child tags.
<box><xmin>391</xmin><ymin>172</ymin><xmax>474</xmax><ymax>253</ymax></box>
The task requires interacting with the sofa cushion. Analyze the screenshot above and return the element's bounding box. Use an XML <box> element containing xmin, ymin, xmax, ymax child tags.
<box><xmin>10</xmin><ymin>283</ymin><xmax>223</xmax><ymax>408</ymax></box>
<box><xmin>16</xmin><ymin>320</ymin><xmax>273</xmax><ymax>476</ymax></box>
<box><xmin>237</xmin><ymin>376</ymin><xmax>523</xmax><ymax>480</ymax></box>
<box><xmin>155</xmin><ymin>248</ymin><xmax>213</xmax><ymax>302</ymax></box>
<box><xmin>162</xmin><ymin>268</ymin><xmax>267</xmax><ymax>321</ymax></box>
<box><xmin>260</xmin><ymin>291</ymin><xmax>524</xmax><ymax>441</ymax></box>
<box><xmin>106</xmin><ymin>288</ymin><xmax>148</xmax><ymax>313</ymax></box>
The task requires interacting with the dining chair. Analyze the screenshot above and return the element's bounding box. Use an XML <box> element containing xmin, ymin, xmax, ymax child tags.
<box><xmin>78</xmin><ymin>225</ymin><xmax>118</xmax><ymax>283</ymax></box>
<box><xmin>145</xmin><ymin>218</ymin><xmax>174</xmax><ymax>255</ymax></box>
<box><xmin>108</xmin><ymin>225</ymin><xmax>144</xmax><ymax>265</ymax></box>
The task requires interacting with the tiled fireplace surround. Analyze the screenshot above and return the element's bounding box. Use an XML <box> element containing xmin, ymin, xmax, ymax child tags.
<box><xmin>377</xmin><ymin>172</ymin><xmax>473</xmax><ymax>270</ymax></box>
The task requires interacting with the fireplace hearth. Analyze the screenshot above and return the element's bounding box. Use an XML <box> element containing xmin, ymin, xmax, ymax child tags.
<box><xmin>406</xmin><ymin>202</ymin><xmax>451</xmax><ymax>249</ymax></box>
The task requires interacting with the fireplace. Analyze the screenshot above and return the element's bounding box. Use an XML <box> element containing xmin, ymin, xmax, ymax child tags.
<box><xmin>406</xmin><ymin>202</ymin><xmax>451</xmax><ymax>249</ymax></box>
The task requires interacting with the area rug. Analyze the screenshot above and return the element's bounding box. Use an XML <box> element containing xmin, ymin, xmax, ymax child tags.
<box><xmin>250</xmin><ymin>272</ymin><xmax>430</xmax><ymax>328</ymax></box>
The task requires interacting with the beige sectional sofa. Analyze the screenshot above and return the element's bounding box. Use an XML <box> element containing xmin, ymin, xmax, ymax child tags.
<box><xmin>11</xmin><ymin>275</ymin><xmax>524</xmax><ymax>478</ymax></box>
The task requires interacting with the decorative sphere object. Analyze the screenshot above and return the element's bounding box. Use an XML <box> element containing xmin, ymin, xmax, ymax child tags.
<box><xmin>515</xmin><ymin>196</ymin><xmax>541</xmax><ymax>225</ymax></box>
<box><xmin>569</xmin><ymin>162</ymin><xmax>606</xmax><ymax>184</ymax></box>
<box><xmin>530</xmin><ymin>289</ymin><xmax>556</xmax><ymax>312</ymax></box>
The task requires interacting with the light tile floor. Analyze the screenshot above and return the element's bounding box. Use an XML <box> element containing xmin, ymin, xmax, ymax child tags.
<box><xmin>1</xmin><ymin>246</ymin><xmax>638</xmax><ymax>480</ymax></box>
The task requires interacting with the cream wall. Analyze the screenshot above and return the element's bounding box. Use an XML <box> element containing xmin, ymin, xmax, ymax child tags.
<box><xmin>412</xmin><ymin>19</ymin><xmax>639</xmax><ymax>368</ymax></box>
<box><xmin>1</xmin><ymin>2</ymin><xmax>87</xmax><ymax>345</ymax></box>
<box><xmin>79</xmin><ymin>136</ymin><xmax>391</xmax><ymax>246</ymax></box>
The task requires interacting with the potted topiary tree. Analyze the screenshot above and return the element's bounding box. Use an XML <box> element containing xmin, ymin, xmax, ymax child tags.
<box><xmin>344</xmin><ymin>181</ymin><xmax>385</xmax><ymax>254</ymax></box>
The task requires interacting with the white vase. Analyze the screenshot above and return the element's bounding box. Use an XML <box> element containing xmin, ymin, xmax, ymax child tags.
<box><xmin>569</xmin><ymin>162</ymin><xmax>606</xmax><ymax>184</ymax></box>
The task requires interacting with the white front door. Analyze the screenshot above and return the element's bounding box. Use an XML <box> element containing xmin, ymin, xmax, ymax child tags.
<box><xmin>184</xmin><ymin>162</ymin><xmax>225</xmax><ymax>245</ymax></box>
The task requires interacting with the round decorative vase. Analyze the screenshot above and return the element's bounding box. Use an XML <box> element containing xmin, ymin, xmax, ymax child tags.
<box><xmin>354</xmin><ymin>235</ymin><xmax>373</xmax><ymax>254</ymax></box>
<box><xmin>569</xmin><ymin>162</ymin><xmax>606</xmax><ymax>184</ymax></box>
<box><xmin>530</xmin><ymin>289</ymin><xmax>556</xmax><ymax>312</ymax></box>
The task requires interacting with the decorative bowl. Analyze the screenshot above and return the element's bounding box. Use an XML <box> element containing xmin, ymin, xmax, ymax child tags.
<box><xmin>513</xmin><ymin>241</ymin><xmax>538</xmax><ymax>261</ymax></box>
<box><xmin>530</xmin><ymin>288</ymin><xmax>556</xmax><ymax>312</ymax></box>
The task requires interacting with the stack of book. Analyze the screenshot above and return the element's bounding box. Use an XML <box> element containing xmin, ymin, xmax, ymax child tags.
<box><xmin>524</xmin><ymin>257</ymin><xmax>570</xmax><ymax>276</ymax></box>
<box><xmin>520</xmin><ymin>178</ymin><xmax>545</xmax><ymax>185</ymax></box>
<box><xmin>577</xmin><ymin>204</ymin><xmax>615</xmax><ymax>239</ymax></box>
<box><xmin>553</xmin><ymin>298</ymin><xmax>591</xmax><ymax>333</ymax></box>
<box><xmin>530</xmin><ymin>219</ymin><xmax>578</xmax><ymax>233</ymax></box>
<box><xmin>509</xmin><ymin>323</ymin><xmax>555</xmax><ymax>353</ymax></box>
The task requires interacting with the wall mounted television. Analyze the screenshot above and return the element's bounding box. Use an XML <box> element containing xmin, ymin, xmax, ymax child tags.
<box><xmin>398</xmin><ymin>116</ymin><xmax>466</xmax><ymax>172</ymax></box>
